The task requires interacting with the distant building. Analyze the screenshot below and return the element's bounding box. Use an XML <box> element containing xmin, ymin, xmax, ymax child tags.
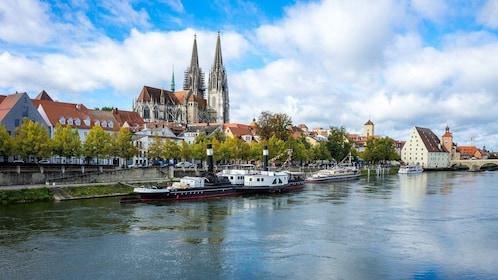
<box><xmin>401</xmin><ymin>126</ymin><xmax>450</xmax><ymax>168</ymax></box>
<box><xmin>0</xmin><ymin>92</ymin><xmax>48</xmax><ymax>136</ymax></box>
<box><xmin>133</xmin><ymin>33</ymin><xmax>229</xmax><ymax>125</ymax></box>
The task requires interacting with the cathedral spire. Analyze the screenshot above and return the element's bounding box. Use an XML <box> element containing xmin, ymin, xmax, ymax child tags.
<box><xmin>212</xmin><ymin>31</ymin><xmax>223</xmax><ymax>72</ymax></box>
<box><xmin>207</xmin><ymin>31</ymin><xmax>229</xmax><ymax>124</ymax></box>
<box><xmin>190</xmin><ymin>34</ymin><xmax>199</xmax><ymax>70</ymax></box>
<box><xmin>183</xmin><ymin>34</ymin><xmax>205</xmax><ymax>97</ymax></box>
<box><xmin>171</xmin><ymin>65</ymin><xmax>175</xmax><ymax>92</ymax></box>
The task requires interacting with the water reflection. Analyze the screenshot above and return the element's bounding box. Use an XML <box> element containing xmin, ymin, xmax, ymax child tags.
<box><xmin>1</xmin><ymin>172</ymin><xmax>497</xmax><ymax>279</ymax></box>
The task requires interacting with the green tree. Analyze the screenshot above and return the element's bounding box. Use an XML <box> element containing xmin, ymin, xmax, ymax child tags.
<box><xmin>14</xmin><ymin>117</ymin><xmax>51</xmax><ymax>160</ymax></box>
<box><xmin>326</xmin><ymin>126</ymin><xmax>351</xmax><ymax>162</ymax></box>
<box><xmin>112</xmin><ymin>127</ymin><xmax>138</xmax><ymax>163</ymax></box>
<box><xmin>179</xmin><ymin>141</ymin><xmax>191</xmax><ymax>162</ymax></box>
<box><xmin>0</xmin><ymin>125</ymin><xmax>13</xmax><ymax>161</ymax></box>
<box><xmin>255</xmin><ymin>111</ymin><xmax>293</xmax><ymax>141</ymax></box>
<box><xmin>163</xmin><ymin>139</ymin><xmax>181</xmax><ymax>162</ymax></box>
<box><xmin>311</xmin><ymin>141</ymin><xmax>332</xmax><ymax>161</ymax></box>
<box><xmin>147</xmin><ymin>135</ymin><xmax>164</xmax><ymax>160</ymax></box>
<box><xmin>362</xmin><ymin>137</ymin><xmax>399</xmax><ymax>163</ymax></box>
<box><xmin>82</xmin><ymin>125</ymin><xmax>112</xmax><ymax>163</ymax></box>
<box><xmin>51</xmin><ymin>123</ymin><xmax>81</xmax><ymax>160</ymax></box>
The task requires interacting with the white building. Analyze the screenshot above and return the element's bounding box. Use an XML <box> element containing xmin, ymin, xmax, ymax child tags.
<box><xmin>401</xmin><ymin>126</ymin><xmax>450</xmax><ymax>168</ymax></box>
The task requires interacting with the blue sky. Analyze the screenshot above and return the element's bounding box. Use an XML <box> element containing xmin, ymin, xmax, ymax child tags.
<box><xmin>1</xmin><ymin>0</ymin><xmax>498</xmax><ymax>150</ymax></box>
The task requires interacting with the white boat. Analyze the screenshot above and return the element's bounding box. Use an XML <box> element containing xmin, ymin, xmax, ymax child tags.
<box><xmin>237</xmin><ymin>170</ymin><xmax>299</xmax><ymax>193</ymax></box>
<box><xmin>305</xmin><ymin>152</ymin><xmax>360</xmax><ymax>183</ymax></box>
<box><xmin>305</xmin><ymin>166</ymin><xmax>360</xmax><ymax>183</ymax></box>
<box><xmin>398</xmin><ymin>165</ymin><xmax>423</xmax><ymax>174</ymax></box>
<box><xmin>219</xmin><ymin>164</ymin><xmax>259</xmax><ymax>185</ymax></box>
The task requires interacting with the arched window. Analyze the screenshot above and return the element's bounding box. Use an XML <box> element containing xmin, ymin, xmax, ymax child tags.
<box><xmin>143</xmin><ymin>107</ymin><xmax>150</xmax><ymax>119</ymax></box>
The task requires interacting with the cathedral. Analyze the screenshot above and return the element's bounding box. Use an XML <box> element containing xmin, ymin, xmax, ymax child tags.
<box><xmin>133</xmin><ymin>32</ymin><xmax>229</xmax><ymax>125</ymax></box>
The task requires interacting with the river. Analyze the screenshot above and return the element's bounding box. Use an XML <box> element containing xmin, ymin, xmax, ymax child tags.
<box><xmin>1</xmin><ymin>171</ymin><xmax>497</xmax><ymax>279</ymax></box>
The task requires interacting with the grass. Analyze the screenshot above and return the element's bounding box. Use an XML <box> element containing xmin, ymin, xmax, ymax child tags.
<box><xmin>0</xmin><ymin>188</ymin><xmax>54</xmax><ymax>204</ymax></box>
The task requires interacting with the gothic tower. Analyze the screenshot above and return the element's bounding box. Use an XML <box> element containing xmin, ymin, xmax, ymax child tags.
<box><xmin>207</xmin><ymin>32</ymin><xmax>230</xmax><ymax>123</ymax></box>
<box><xmin>183</xmin><ymin>34</ymin><xmax>205</xmax><ymax>98</ymax></box>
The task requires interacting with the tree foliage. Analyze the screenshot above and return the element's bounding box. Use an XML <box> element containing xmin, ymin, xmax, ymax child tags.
<box><xmin>362</xmin><ymin>137</ymin><xmax>400</xmax><ymax>163</ymax></box>
<box><xmin>111</xmin><ymin>127</ymin><xmax>138</xmax><ymax>161</ymax></box>
<box><xmin>255</xmin><ymin>111</ymin><xmax>292</xmax><ymax>141</ymax></box>
<box><xmin>82</xmin><ymin>125</ymin><xmax>112</xmax><ymax>162</ymax></box>
<box><xmin>14</xmin><ymin>117</ymin><xmax>51</xmax><ymax>160</ymax></box>
<box><xmin>0</xmin><ymin>125</ymin><xmax>13</xmax><ymax>161</ymax></box>
<box><xmin>51</xmin><ymin>123</ymin><xmax>81</xmax><ymax>159</ymax></box>
<box><xmin>326</xmin><ymin>126</ymin><xmax>351</xmax><ymax>162</ymax></box>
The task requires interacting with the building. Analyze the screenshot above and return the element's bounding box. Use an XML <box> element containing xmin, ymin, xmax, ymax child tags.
<box><xmin>0</xmin><ymin>92</ymin><xmax>49</xmax><ymax>136</ymax></box>
<box><xmin>133</xmin><ymin>33</ymin><xmax>229</xmax><ymax>125</ymax></box>
<box><xmin>401</xmin><ymin>126</ymin><xmax>450</xmax><ymax>168</ymax></box>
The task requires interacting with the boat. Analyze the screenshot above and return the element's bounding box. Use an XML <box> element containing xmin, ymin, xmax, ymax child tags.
<box><xmin>305</xmin><ymin>153</ymin><xmax>360</xmax><ymax>183</ymax></box>
<box><xmin>398</xmin><ymin>165</ymin><xmax>423</xmax><ymax>174</ymax></box>
<box><xmin>120</xmin><ymin>144</ymin><xmax>239</xmax><ymax>203</ymax></box>
<box><xmin>218</xmin><ymin>164</ymin><xmax>259</xmax><ymax>185</ymax></box>
<box><xmin>234</xmin><ymin>147</ymin><xmax>305</xmax><ymax>193</ymax></box>
<box><xmin>305</xmin><ymin>166</ymin><xmax>360</xmax><ymax>183</ymax></box>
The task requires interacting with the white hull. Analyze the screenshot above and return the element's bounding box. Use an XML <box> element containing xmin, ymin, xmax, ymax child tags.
<box><xmin>305</xmin><ymin>167</ymin><xmax>360</xmax><ymax>183</ymax></box>
<box><xmin>398</xmin><ymin>165</ymin><xmax>423</xmax><ymax>174</ymax></box>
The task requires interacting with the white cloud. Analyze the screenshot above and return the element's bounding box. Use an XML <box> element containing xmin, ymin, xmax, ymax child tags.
<box><xmin>477</xmin><ymin>0</ymin><xmax>498</xmax><ymax>29</ymax></box>
<box><xmin>1</xmin><ymin>0</ymin><xmax>498</xmax><ymax>149</ymax></box>
<box><xmin>410</xmin><ymin>0</ymin><xmax>448</xmax><ymax>23</ymax></box>
<box><xmin>0</xmin><ymin>0</ymin><xmax>54</xmax><ymax>45</ymax></box>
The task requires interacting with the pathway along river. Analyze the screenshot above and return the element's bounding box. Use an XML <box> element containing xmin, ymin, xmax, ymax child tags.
<box><xmin>1</xmin><ymin>171</ymin><xmax>497</xmax><ymax>279</ymax></box>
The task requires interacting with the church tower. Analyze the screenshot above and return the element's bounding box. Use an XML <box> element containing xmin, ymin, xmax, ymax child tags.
<box><xmin>441</xmin><ymin>123</ymin><xmax>455</xmax><ymax>159</ymax></box>
<box><xmin>207</xmin><ymin>32</ymin><xmax>230</xmax><ymax>123</ymax></box>
<box><xmin>183</xmin><ymin>34</ymin><xmax>205</xmax><ymax>98</ymax></box>
<box><xmin>363</xmin><ymin>119</ymin><xmax>374</xmax><ymax>138</ymax></box>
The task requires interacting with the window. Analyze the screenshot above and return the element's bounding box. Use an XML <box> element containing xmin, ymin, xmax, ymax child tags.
<box><xmin>84</xmin><ymin>116</ymin><xmax>90</xmax><ymax>126</ymax></box>
<box><xmin>108</xmin><ymin>121</ymin><xmax>113</xmax><ymax>128</ymax></box>
<box><xmin>22</xmin><ymin>106</ymin><xmax>28</xmax><ymax>117</ymax></box>
<box><xmin>68</xmin><ymin>117</ymin><xmax>73</xmax><ymax>125</ymax></box>
<box><xmin>14</xmin><ymin>119</ymin><xmax>20</xmax><ymax>127</ymax></box>
<box><xmin>75</xmin><ymin>118</ymin><xmax>81</xmax><ymax>125</ymax></box>
<box><xmin>59</xmin><ymin>117</ymin><xmax>66</xmax><ymax>125</ymax></box>
<box><xmin>101</xmin><ymin>120</ymin><xmax>107</xmax><ymax>127</ymax></box>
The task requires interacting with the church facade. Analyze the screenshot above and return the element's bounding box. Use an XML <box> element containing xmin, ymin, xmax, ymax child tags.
<box><xmin>133</xmin><ymin>33</ymin><xmax>229</xmax><ymax>125</ymax></box>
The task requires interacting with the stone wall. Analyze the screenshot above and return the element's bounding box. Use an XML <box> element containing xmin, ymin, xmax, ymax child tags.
<box><xmin>0</xmin><ymin>167</ymin><xmax>201</xmax><ymax>186</ymax></box>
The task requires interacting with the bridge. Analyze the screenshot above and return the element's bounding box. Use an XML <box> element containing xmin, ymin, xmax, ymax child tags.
<box><xmin>450</xmin><ymin>159</ymin><xmax>498</xmax><ymax>172</ymax></box>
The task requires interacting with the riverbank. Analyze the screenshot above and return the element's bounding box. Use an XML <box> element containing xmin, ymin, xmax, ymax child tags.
<box><xmin>0</xmin><ymin>183</ymin><xmax>135</xmax><ymax>205</ymax></box>
<box><xmin>0</xmin><ymin>168</ymin><xmax>398</xmax><ymax>205</ymax></box>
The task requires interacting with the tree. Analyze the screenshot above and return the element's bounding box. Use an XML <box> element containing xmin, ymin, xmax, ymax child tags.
<box><xmin>51</xmin><ymin>123</ymin><xmax>81</xmax><ymax>160</ymax></box>
<box><xmin>163</xmin><ymin>139</ymin><xmax>181</xmax><ymax>162</ymax></box>
<box><xmin>82</xmin><ymin>125</ymin><xmax>112</xmax><ymax>163</ymax></box>
<box><xmin>0</xmin><ymin>125</ymin><xmax>13</xmax><ymax>161</ymax></box>
<box><xmin>14</xmin><ymin>117</ymin><xmax>51</xmax><ymax>160</ymax></box>
<box><xmin>311</xmin><ymin>141</ymin><xmax>332</xmax><ymax>161</ymax></box>
<box><xmin>111</xmin><ymin>127</ymin><xmax>138</xmax><ymax>163</ymax></box>
<box><xmin>326</xmin><ymin>126</ymin><xmax>351</xmax><ymax>162</ymax></box>
<box><xmin>362</xmin><ymin>137</ymin><xmax>399</xmax><ymax>163</ymax></box>
<box><xmin>255</xmin><ymin>111</ymin><xmax>293</xmax><ymax>141</ymax></box>
<box><xmin>146</xmin><ymin>135</ymin><xmax>164</xmax><ymax>160</ymax></box>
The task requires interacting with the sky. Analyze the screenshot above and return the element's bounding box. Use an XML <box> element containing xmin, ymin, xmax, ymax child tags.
<box><xmin>1</xmin><ymin>0</ymin><xmax>498</xmax><ymax>150</ymax></box>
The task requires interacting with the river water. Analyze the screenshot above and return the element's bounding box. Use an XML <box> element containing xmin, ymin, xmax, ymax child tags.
<box><xmin>1</xmin><ymin>171</ymin><xmax>497</xmax><ymax>280</ymax></box>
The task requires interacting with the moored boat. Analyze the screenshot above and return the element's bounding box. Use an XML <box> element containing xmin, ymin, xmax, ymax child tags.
<box><xmin>235</xmin><ymin>147</ymin><xmax>305</xmax><ymax>193</ymax></box>
<box><xmin>305</xmin><ymin>153</ymin><xmax>360</xmax><ymax>183</ymax></box>
<box><xmin>120</xmin><ymin>144</ymin><xmax>238</xmax><ymax>203</ymax></box>
<box><xmin>398</xmin><ymin>164</ymin><xmax>423</xmax><ymax>174</ymax></box>
<box><xmin>305</xmin><ymin>166</ymin><xmax>360</xmax><ymax>183</ymax></box>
